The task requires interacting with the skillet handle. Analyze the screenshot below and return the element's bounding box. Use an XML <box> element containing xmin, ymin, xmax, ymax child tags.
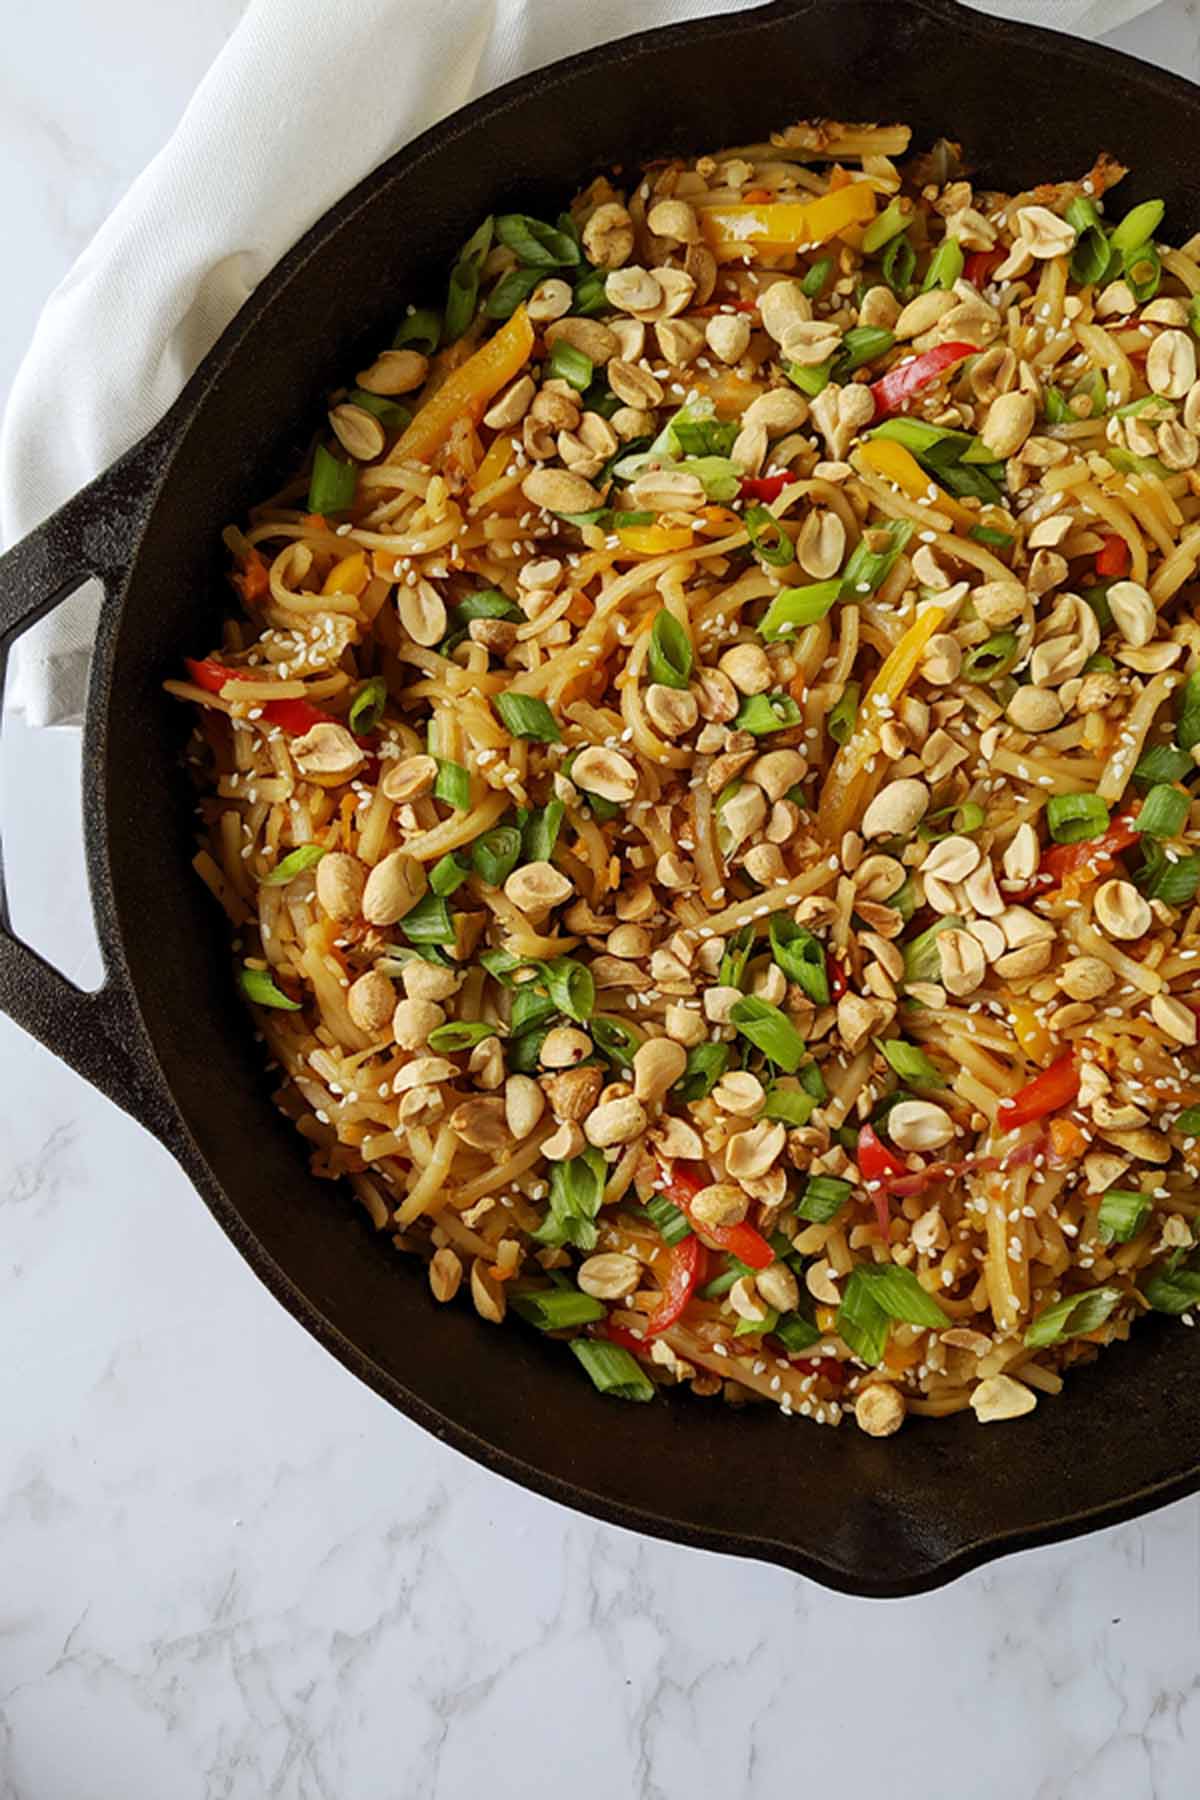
<box><xmin>0</xmin><ymin>437</ymin><xmax>169</xmax><ymax>1125</ymax></box>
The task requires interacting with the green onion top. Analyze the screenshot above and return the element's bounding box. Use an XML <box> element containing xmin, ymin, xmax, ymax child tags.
<box><xmin>494</xmin><ymin>692</ymin><xmax>561</xmax><ymax>742</ymax></box>
<box><xmin>647</xmin><ymin>610</ymin><xmax>693</xmax><ymax>689</ymax></box>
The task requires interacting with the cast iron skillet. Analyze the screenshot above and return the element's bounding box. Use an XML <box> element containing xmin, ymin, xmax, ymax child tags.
<box><xmin>2</xmin><ymin>0</ymin><xmax>1199</xmax><ymax>1597</ymax></box>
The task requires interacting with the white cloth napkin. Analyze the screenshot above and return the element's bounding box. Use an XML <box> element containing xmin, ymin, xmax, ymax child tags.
<box><xmin>0</xmin><ymin>0</ymin><xmax>1158</xmax><ymax>725</ymax></box>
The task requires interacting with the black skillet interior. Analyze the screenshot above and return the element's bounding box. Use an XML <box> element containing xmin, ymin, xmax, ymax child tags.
<box><xmin>75</xmin><ymin>0</ymin><xmax>1200</xmax><ymax>1594</ymax></box>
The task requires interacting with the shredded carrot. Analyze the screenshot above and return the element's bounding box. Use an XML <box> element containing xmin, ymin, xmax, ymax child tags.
<box><xmin>1049</xmin><ymin>1118</ymin><xmax>1087</xmax><ymax>1162</ymax></box>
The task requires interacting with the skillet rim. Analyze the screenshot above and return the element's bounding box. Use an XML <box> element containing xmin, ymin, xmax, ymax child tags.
<box><xmin>65</xmin><ymin>0</ymin><xmax>1200</xmax><ymax>1595</ymax></box>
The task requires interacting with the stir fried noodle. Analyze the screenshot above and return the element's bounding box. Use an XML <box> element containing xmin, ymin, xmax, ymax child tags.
<box><xmin>170</xmin><ymin>122</ymin><xmax>1200</xmax><ymax>1433</ymax></box>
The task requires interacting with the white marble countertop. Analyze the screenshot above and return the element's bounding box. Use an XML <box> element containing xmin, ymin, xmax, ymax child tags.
<box><xmin>4</xmin><ymin>4</ymin><xmax>1200</xmax><ymax>1796</ymax></box>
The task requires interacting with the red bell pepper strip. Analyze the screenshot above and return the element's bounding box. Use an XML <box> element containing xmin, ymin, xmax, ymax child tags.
<box><xmin>184</xmin><ymin>658</ymin><xmax>336</xmax><ymax>735</ymax></box>
<box><xmin>788</xmin><ymin>1355</ymin><xmax>847</xmax><ymax>1387</ymax></box>
<box><xmin>828</xmin><ymin>956</ymin><xmax>849</xmax><ymax>1000</ymax></box>
<box><xmin>660</xmin><ymin>1161</ymin><xmax>775</xmax><ymax>1270</ymax></box>
<box><xmin>856</xmin><ymin>1122</ymin><xmax>907</xmax><ymax>1236</ymax></box>
<box><xmin>1037</xmin><ymin>811</ymin><xmax>1141</xmax><ymax>893</ymax></box>
<box><xmin>964</xmin><ymin>249</ymin><xmax>1004</xmax><ymax>288</ymax></box>
<box><xmin>1095</xmin><ymin>533</ymin><xmax>1131</xmax><ymax>578</ymax></box>
<box><xmin>997</xmin><ymin>1053</ymin><xmax>1079</xmax><ymax>1130</ymax></box>
<box><xmin>602</xmin><ymin>1319</ymin><xmax>651</xmax><ymax>1353</ymax></box>
<box><xmin>645</xmin><ymin>1234</ymin><xmax>708</xmax><ymax>1336</ymax></box>
<box><xmin>868</xmin><ymin>342</ymin><xmax>977</xmax><ymax>419</ymax></box>
<box><xmin>739</xmin><ymin>473</ymin><xmax>792</xmax><ymax>503</ymax></box>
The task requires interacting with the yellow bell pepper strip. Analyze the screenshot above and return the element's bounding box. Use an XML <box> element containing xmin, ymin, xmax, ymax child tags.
<box><xmin>616</xmin><ymin>524</ymin><xmax>696</xmax><ymax>556</ymax></box>
<box><xmin>321</xmin><ymin>550</ymin><xmax>369</xmax><ymax>596</ymax></box>
<box><xmin>700</xmin><ymin>184</ymin><xmax>876</xmax><ymax>263</ymax></box>
<box><xmin>1010</xmin><ymin>1002</ymin><xmax>1055</xmax><ymax>1068</ymax></box>
<box><xmin>393</xmin><ymin>307</ymin><xmax>535</xmax><ymax>466</ymax></box>
<box><xmin>470</xmin><ymin>429</ymin><xmax>519</xmax><ymax>493</ymax></box>
<box><xmin>853</xmin><ymin>439</ymin><xmax>976</xmax><ymax>531</ymax></box>
<box><xmin>817</xmin><ymin>604</ymin><xmax>946</xmax><ymax>841</ymax></box>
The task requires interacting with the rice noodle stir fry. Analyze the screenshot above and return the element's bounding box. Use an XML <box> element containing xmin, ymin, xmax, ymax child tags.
<box><xmin>171</xmin><ymin>121</ymin><xmax>1200</xmax><ymax>1433</ymax></box>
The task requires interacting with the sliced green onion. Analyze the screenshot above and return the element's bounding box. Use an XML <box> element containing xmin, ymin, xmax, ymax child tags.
<box><xmin>1135</xmin><ymin>841</ymin><xmax>1200</xmax><ymax>905</ymax></box>
<box><xmin>393</xmin><ymin>307</ymin><xmax>441</xmax><ymax>354</ymax></box>
<box><xmin>962</xmin><ymin>632</ymin><xmax>1019</xmax><ymax>683</ymax></box>
<box><xmin>1191</xmin><ymin>294</ymin><xmax>1200</xmax><ymax>344</ymax></box>
<box><xmin>919</xmin><ymin>800</ymin><xmax>986</xmax><ymax>842</ymax></box>
<box><xmin>534</xmin><ymin>1147</ymin><xmax>607</xmax><ymax>1252</ymax></box>
<box><xmin>838</xmin><ymin>326</ymin><xmax>895</xmax><ymax>373</ymax></box>
<box><xmin>444</xmin><ymin>216</ymin><xmax>494</xmax><ymax>341</ymax></box>
<box><xmin>1106</xmin><ymin>445</ymin><xmax>1172</xmax><ymax>481</ymax></box>
<box><xmin>573</xmin><ymin>267</ymin><xmax>610</xmax><ymax>317</ymax></box>
<box><xmin>495</xmin><ymin>212</ymin><xmax>581</xmax><ymax>268</ymax></box>
<box><xmin>797</xmin><ymin>1059</ymin><xmax>827</xmax><ymax>1103</ymax></box>
<box><xmin>1066</xmin><ymin>195</ymin><xmax>1111</xmax><ymax>285</ymax></box>
<box><xmin>797</xmin><ymin>1175</ymin><xmax>852</xmax><ymax>1224</ymax></box>
<box><xmin>828</xmin><ymin>681</ymin><xmax>860</xmax><ymax>746</ymax></box>
<box><xmin>511</xmin><ymin>1288</ymin><xmax>605</xmax><ymax>1330</ymax></box>
<box><xmin>880</xmin><ymin>1039</ymin><xmax>945</xmax><ymax>1087</ymax></box>
<box><xmin>1024</xmin><ymin>1284</ymin><xmax>1121</xmax><ymax>1348</ymax></box>
<box><xmin>675</xmin><ymin>1041</ymin><xmax>730</xmax><ymax>1101</ymax></box>
<box><xmin>508</xmin><ymin>1026</ymin><xmax>550</xmax><ymax>1073</ymax></box>
<box><xmin>718</xmin><ymin>923</ymin><xmax>756</xmax><ymax>990</ymax></box>
<box><xmin>840</xmin><ymin>519</ymin><xmax>912</xmax><ymax>596</ymax></box>
<box><xmin>847</xmin><ymin>1263</ymin><xmax>951</xmax><ymax>1336</ymax></box>
<box><xmin>647</xmin><ymin>610</ymin><xmax>693</xmax><ymax>689</ymax></box>
<box><xmin>569</xmin><ymin>1339</ymin><xmax>655</xmax><ymax>1402</ymax></box>
<box><xmin>442</xmin><ymin>588</ymin><xmax>522</xmax><ymax>652</ymax></box>
<box><xmin>591</xmin><ymin>1015</ymin><xmax>642</xmax><ymax>1070</ymax></box>
<box><xmin>672</xmin><ymin>418</ymin><xmax>738</xmax><ymax>458</ymax></box>
<box><xmin>1134</xmin><ymin>783</ymin><xmax>1189</xmax><ymax>839</ymax></box>
<box><xmin>729</xmin><ymin>995</ymin><xmax>807</xmax><ymax>1073</ymax></box>
<box><xmin>1109</xmin><ymin>198</ymin><xmax>1165</xmax><ymax>253</ymax></box>
<box><xmin>902</xmin><ymin>915</ymin><xmax>964</xmax><ymax>985</ymax></box>
<box><xmin>239</xmin><ymin>967</ymin><xmax>301</xmax><ymax>1010</ymax></box>
<box><xmin>1046</xmin><ymin>792</ymin><xmax>1110</xmax><ymax>844</ymax></box>
<box><xmin>1082</xmin><ymin>654</ymin><xmax>1116</xmax><ymax>674</ymax></box>
<box><xmin>261</xmin><ymin>844</ymin><xmax>326</xmax><ymax>887</ymax></box>
<box><xmin>681</xmin><ymin>456</ymin><xmax>742</xmax><ymax>503</ymax></box>
<box><xmin>801</xmin><ymin>256</ymin><xmax>834</xmax><ymax>298</ymax></box>
<box><xmin>773</xmin><ymin>1312</ymin><xmax>822</xmax><ymax>1353</ymax></box>
<box><xmin>757</xmin><ymin>580</ymin><xmax>842</xmax><ymax>640</ymax></box>
<box><xmin>760</xmin><ymin>1083</ymin><xmax>817</xmax><ymax>1127</ymax></box>
<box><xmin>768</xmin><ymin>915</ymin><xmax>829</xmax><ymax>1004</ymax></box>
<box><xmin>511</xmin><ymin>983</ymin><xmax>557</xmax><ymax>1036</ymax></box>
<box><xmin>970</xmin><ymin>524</ymin><xmax>1014</xmax><ymax>549</ymax></box>
<box><xmin>349</xmin><ymin>389</ymin><xmax>411</xmax><ymax>430</ymax></box>
<box><xmin>785</xmin><ymin>357</ymin><xmax>834</xmax><ymax>397</ymax></box>
<box><xmin>548</xmin><ymin>341</ymin><xmax>593</xmax><ymax>391</ymax></box>
<box><xmin>308</xmin><ymin>443</ymin><xmax>357</xmax><ymax>515</ymax></box>
<box><xmin>734</xmin><ymin>1306</ymin><xmax>780</xmax><ymax>1339</ymax></box>
<box><xmin>429</xmin><ymin>852</ymin><xmax>470</xmax><ymax>897</ymax></box>
<box><xmin>485</xmin><ymin>266</ymin><xmax>544</xmax><ymax>319</ymax></box>
<box><xmin>1044</xmin><ymin>386</ymin><xmax>1073</xmax><ymax>425</ymax></box>
<box><xmin>1145</xmin><ymin>1262</ymin><xmax>1200</xmax><ymax>1314</ymax></box>
<box><xmin>428</xmin><ymin>1019</ymin><xmax>500</xmax><ymax>1053</ymax></box>
<box><xmin>1177</xmin><ymin>670</ymin><xmax>1200</xmax><ymax>751</ymax></box>
<box><xmin>1097</xmin><ymin>1188</ymin><xmax>1151</xmax><ymax>1244</ymax></box>
<box><xmin>347</xmin><ymin>675</ymin><xmax>388</xmax><ymax>734</ymax></box>
<box><xmin>863</xmin><ymin>196</ymin><xmax>910</xmax><ymax>253</ymax></box>
<box><xmin>881</xmin><ymin>231</ymin><xmax>916</xmax><ymax>296</ymax></box>
<box><xmin>1174</xmin><ymin>1106</ymin><xmax>1200</xmax><ymax>1136</ymax></box>
<box><xmin>400</xmin><ymin>894</ymin><xmax>455</xmax><ymax>945</ymax></box>
<box><xmin>644</xmin><ymin>1193</ymin><xmax>692</xmax><ymax>1247</ymax></box>
<box><xmin>541</xmin><ymin>956</ymin><xmax>595</xmax><ymax>1023</ymax></box>
<box><xmin>922</xmin><ymin>237</ymin><xmax>963</xmax><ymax>291</ymax></box>
<box><xmin>471</xmin><ymin>825</ymin><xmax>522</xmax><ymax>886</ymax></box>
<box><xmin>744</xmin><ymin>504</ymin><xmax>795</xmax><ymax>569</ymax></box>
<box><xmin>1134</xmin><ymin>744</ymin><xmax>1193</xmax><ymax>788</ymax></box>
<box><xmin>480</xmin><ymin>947</ymin><xmax>526</xmax><ymax>985</ymax></box>
<box><xmin>523</xmin><ymin>801</ymin><xmax>565</xmax><ymax>864</ymax></box>
<box><xmin>835</xmin><ymin>1270</ymin><xmax>890</xmax><ymax>1365</ymax></box>
<box><xmin>1123</xmin><ymin>241</ymin><xmax>1162</xmax><ymax>304</ymax></box>
<box><xmin>495</xmin><ymin>692</ymin><xmax>561</xmax><ymax>742</ymax></box>
<box><xmin>888</xmin><ymin>875</ymin><xmax>918</xmax><ymax>924</ymax></box>
<box><xmin>735</xmin><ymin>692</ymin><xmax>803</xmax><ymax>736</ymax></box>
<box><xmin>435</xmin><ymin>758</ymin><xmax>471</xmax><ymax>811</ymax></box>
<box><xmin>700</xmin><ymin>1258</ymin><xmax>755</xmax><ymax>1300</ymax></box>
